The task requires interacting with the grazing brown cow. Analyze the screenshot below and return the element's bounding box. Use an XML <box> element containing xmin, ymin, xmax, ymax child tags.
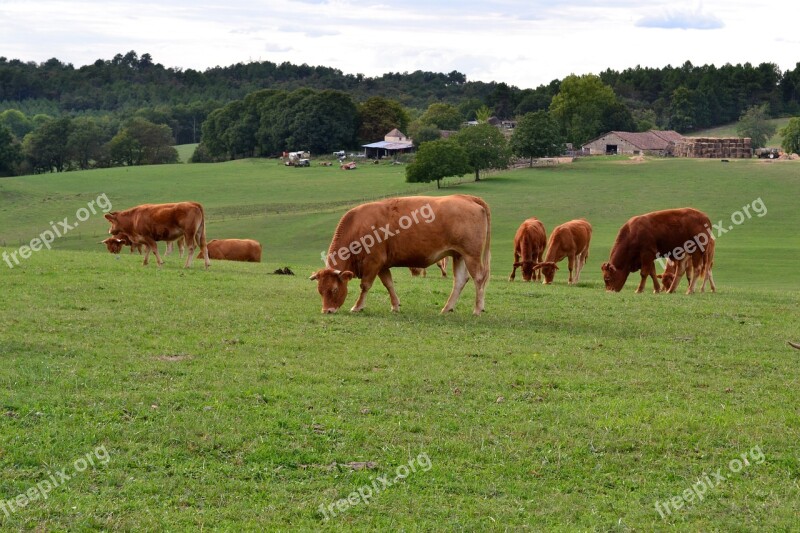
<box><xmin>409</xmin><ymin>258</ymin><xmax>448</xmax><ymax>278</ymax></box>
<box><xmin>104</xmin><ymin>202</ymin><xmax>209</xmax><ymax>269</ymax></box>
<box><xmin>196</xmin><ymin>239</ymin><xmax>262</xmax><ymax>262</ymax></box>
<box><xmin>509</xmin><ymin>217</ymin><xmax>547</xmax><ymax>282</ymax></box>
<box><xmin>531</xmin><ymin>219</ymin><xmax>592</xmax><ymax>284</ymax></box>
<box><xmin>100</xmin><ymin>233</ymin><xmax>144</xmax><ymax>255</ymax></box>
<box><xmin>310</xmin><ymin>195</ymin><xmax>491</xmax><ymax>315</ymax></box>
<box><xmin>601</xmin><ymin>207</ymin><xmax>712</xmax><ymax>293</ymax></box>
<box><xmin>659</xmin><ymin>237</ymin><xmax>716</xmax><ymax>293</ymax></box>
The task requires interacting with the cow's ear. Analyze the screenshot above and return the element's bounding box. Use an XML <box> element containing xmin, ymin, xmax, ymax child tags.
<box><xmin>513</xmin><ymin>261</ymin><xmax>522</xmax><ymax>267</ymax></box>
<box><xmin>104</xmin><ymin>212</ymin><xmax>116</xmax><ymax>221</ymax></box>
<box><xmin>339</xmin><ymin>271</ymin><xmax>355</xmax><ymax>282</ymax></box>
<box><xmin>309</xmin><ymin>271</ymin><xmax>320</xmax><ymax>281</ymax></box>
<box><xmin>553</xmin><ymin>264</ymin><xmax>560</xmax><ymax>270</ymax></box>
<box><xmin>656</xmin><ymin>274</ymin><xmax>663</xmax><ymax>279</ymax></box>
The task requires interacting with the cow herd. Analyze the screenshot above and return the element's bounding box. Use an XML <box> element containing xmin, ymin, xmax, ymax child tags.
<box><xmin>100</xmin><ymin>195</ymin><xmax>715</xmax><ymax>316</ymax></box>
<box><xmin>100</xmin><ymin>202</ymin><xmax>261</xmax><ymax>265</ymax></box>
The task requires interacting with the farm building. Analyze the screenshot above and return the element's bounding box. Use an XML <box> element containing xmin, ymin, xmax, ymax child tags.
<box><xmin>672</xmin><ymin>137</ymin><xmax>752</xmax><ymax>158</ymax></box>
<box><xmin>582</xmin><ymin>130</ymin><xmax>686</xmax><ymax>156</ymax></box>
<box><xmin>362</xmin><ymin>129</ymin><xmax>414</xmax><ymax>159</ymax></box>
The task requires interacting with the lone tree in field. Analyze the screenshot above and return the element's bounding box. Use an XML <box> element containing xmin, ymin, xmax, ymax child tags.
<box><xmin>453</xmin><ymin>123</ymin><xmax>510</xmax><ymax>181</ymax></box>
<box><xmin>736</xmin><ymin>104</ymin><xmax>776</xmax><ymax>149</ymax></box>
<box><xmin>780</xmin><ymin>117</ymin><xmax>800</xmax><ymax>155</ymax></box>
<box><xmin>405</xmin><ymin>138</ymin><xmax>469</xmax><ymax>189</ymax></box>
<box><xmin>510</xmin><ymin>111</ymin><xmax>565</xmax><ymax>165</ymax></box>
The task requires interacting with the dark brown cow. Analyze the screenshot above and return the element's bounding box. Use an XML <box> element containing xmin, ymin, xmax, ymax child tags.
<box><xmin>196</xmin><ymin>239</ymin><xmax>262</xmax><ymax>262</ymax></box>
<box><xmin>531</xmin><ymin>219</ymin><xmax>592</xmax><ymax>284</ymax></box>
<box><xmin>601</xmin><ymin>207</ymin><xmax>713</xmax><ymax>293</ymax></box>
<box><xmin>409</xmin><ymin>258</ymin><xmax>448</xmax><ymax>278</ymax></box>
<box><xmin>310</xmin><ymin>195</ymin><xmax>491</xmax><ymax>315</ymax></box>
<box><xmin>509</xmin><ymin>217</ymin><xmax>547</xmax><ymax>282</ymax></box>
<box><xmin>104</xmin><ymin>202</ymin><xmax>209</xmax><ymax>269</ymax></box>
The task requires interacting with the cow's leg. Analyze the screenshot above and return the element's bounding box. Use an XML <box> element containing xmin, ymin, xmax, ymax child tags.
<box><xmin>183</xmin><ymin>233</ymin><xmax>197</xmax><ymax>268</ymax></box>
<box><xmin>509</xmin><ymin>251</ymin><xmax>520</xmax><ymax>281</ymax></box>
<box><xmin>567</xmin><ymin>254</ymin><xmax>576</xmax><ymax>284</ymax></box>
<box><xmin>351</xmin><ymin>272</ymin><xmax>377</xmax><ymax>312</ymax></box>
<box><xmin>573</xmin><ymin>253</ymin><xmax>585</xmax><ymax>283</ymax></box>
<box><xmin>437</xmin><ymin>258</ymin><xmax>447</xmax><ymax>277</ymax></box>
<box><xmin>685</xmin><ymin>255</ymin><xmax>702</xmax><ymax>294</ymax></box>
<box><xmin>463</xmin><ymin>253</ymin><xmax>489</xmax><ymax>316</ymax></box>
<box><xmin>142</xmin><ymin>238</ymin><xmax>163</xmax><ymax>267</ymax></box>
<box><xmin>378</xmin><ymin>269</ymin><xmax>400</xmax><ymax>312</ymax></box>
<box><xmin>441</xmin><ymin>255</ymin><xmax>469</xmax><ymax>314</ymax></box>
<box><xmin>165</xmin><ymin>241</ymin><xmax>173</xmax><ymax>256</ymax></box>
<box><xmin>704</xmin><ymin>269</ymin><xmax>716</xmax><ymax>293</ymax></box>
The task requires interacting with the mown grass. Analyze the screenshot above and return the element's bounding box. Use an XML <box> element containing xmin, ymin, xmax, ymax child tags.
<box><xmin>1</xmin><ymin>156</ymin><xmax>799</xmax><ymax>530</ymax></box>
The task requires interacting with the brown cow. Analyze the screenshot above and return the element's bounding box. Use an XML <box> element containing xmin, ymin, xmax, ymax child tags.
<box><xmin>531</xmin><ymin>219</ymin><xmax>592</xmax><ymax>284</ymax></box>
<box><xmin>104</xmin><ymin>202</ymin><xmax>209</xmax><ymax>269</ymax></box>
<box><xmin>196</xmin><ymin>239</ymin><xmax>262</xmax><ymax>262</ymax></box>
<box><xmin>509</xmin><ymin>217</ymin><xmax>547</xmax><ymax>282</ymax></box>
<box><xmin>409</xmin><ymin>258</ymin><xmax>448</xmax><ymax>278</ymax></box>
<box><xmin>601</xmin><ymin>207</ymin><xmax>713</xmax><ymax>293</ymax></box>
<box><xmin>310</xmin><ymin>195</ymin><xmax>491</xmax><ymax>315</ymax></box>
<box><xmin>659</xmin><ymin>237</ymin><xmax>716</xmax><ymax>294</ymax></box>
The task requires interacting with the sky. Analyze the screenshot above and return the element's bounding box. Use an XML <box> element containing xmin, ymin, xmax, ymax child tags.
<box><xmin>2</xmin><ymin>0</ymin><xmax>799</xmax><ymax>89</ymax></box>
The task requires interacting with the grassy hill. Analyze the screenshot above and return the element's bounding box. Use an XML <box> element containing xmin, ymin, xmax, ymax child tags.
<box><xmin>691</xmin><ymin>117</ymin><xmax>793</xmax><ymax>148</ymax></box>
<box><xmin>1</xmin><ymin>156</ymin><xmax>799</xmax><ymax>529</ymax></box>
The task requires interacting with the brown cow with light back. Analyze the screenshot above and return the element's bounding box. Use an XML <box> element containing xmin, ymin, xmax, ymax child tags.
<box><xmin>310</xmin><ymin>195</ymin><xmax>491</xmax><ymax>315</ymax></box>
<box><xmin>104</xmin><ymin>201</ymin><xmax>209</xmax><ymax>269</ymax></box>
<box><xmin>601</xmin><ymin>207</ymin><xmax>713</xmax><ymax>293</ymax></box>
<box><xmin>509</xmin><ymin>217</ymin><xmax>547</xmax><ymax>282</ymax></box>
<box><xmin>531</xmin><ymin>218</ymin><xmax>592</xmax><ymax>284</ymax></box>
<box><xmin>197</xmin><ymin>239</ymin><xmax>262</xmax><ymax>262</ymax></box>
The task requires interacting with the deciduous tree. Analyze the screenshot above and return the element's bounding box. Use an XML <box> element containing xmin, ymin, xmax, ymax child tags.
<box><xmin>510</xmin><ymin>111</ymin><xmax>565</xmax><ymax>165</ymax></box>
<box><xmin>453</xmin><ymin>123</ymin><xmax>510</xmax><ymax>181</ymax></box>
<box><xmin>405</xmin><ymin>138</ymin><xmax>469</xmax><ymax>188</ymax></box>
<box><xmin>736</xmin><ymin>104</ymin><xmax>776</xmax><ymax>149</ymax></box>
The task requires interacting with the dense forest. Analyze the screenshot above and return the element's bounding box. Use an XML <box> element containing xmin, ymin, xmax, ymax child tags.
<box><xmin>1</xmin><ymin>51</ymin><xmax>799</xmax><ymax>175</ymax></box>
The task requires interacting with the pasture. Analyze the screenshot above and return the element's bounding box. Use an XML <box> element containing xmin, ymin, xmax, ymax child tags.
<box><xmin>0</xmin><ymin>156</ymin><xmax>799</xmax><ymax>530</ymax></box>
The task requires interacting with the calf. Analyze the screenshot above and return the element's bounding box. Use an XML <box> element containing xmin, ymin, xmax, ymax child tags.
<box><xmin>509</xmin><ymin>217</ymin><xmax>547</xmax><ymax>282</ymax></box>
<box><xmin>532</xmin><ymin>218</ymin><xmax>592</xmax><ymax>284</ymax></box>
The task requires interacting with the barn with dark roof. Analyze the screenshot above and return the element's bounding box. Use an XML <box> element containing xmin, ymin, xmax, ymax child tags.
<box><xmin>582</xmin><ymin>130</ymin><xmax>686</xmax><ymax>156</ymax></box>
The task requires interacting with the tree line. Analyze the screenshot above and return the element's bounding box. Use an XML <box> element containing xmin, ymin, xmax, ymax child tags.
<box><xmin>2</xmin><ymin>51</ymin><xmax>800</xmax><ymax>176</ymax></box>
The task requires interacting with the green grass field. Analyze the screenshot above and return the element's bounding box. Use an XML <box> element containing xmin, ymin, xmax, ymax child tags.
<box><xmin>1</xmin><ymin>156</ymin><xmax>799</xmax><ymax>530</ymax></box>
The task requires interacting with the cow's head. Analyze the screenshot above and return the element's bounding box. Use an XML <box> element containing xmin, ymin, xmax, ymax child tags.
<box><xmin>100</xmin><ymin>236</ymin><xmax>125</xmax><ymax>254</ymax></box>
<box><xmin>601</xmin><ymin>262</ymin><xmax>628</xmax><ymax>292</ymax></box>
<box><xmin>310</xmin><ymin>269</ymin><xmax>355</xmax><ymax>313</ymax></box>
<box><xmin>513</xmin><ymin>261</ymin><xmax>537</xmax><ymax>282</ymax></box>
<box><xmin>532</xmin><ymin>262</ymin><xmax>559</xmax><ymax>284</ymax></box>
<box><xmin>104</xmin><ymin>212</ymin><xmax>123</xmax><ymax>235</ymax></box>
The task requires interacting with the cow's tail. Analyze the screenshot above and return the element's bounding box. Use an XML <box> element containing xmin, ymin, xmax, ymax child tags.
<box><xmin>196</xmin><ymin>203</ymin><xmax>210</xmax><ymax>268</ymax></box>
<box><xmin>471</xmin><ymin>196</ymin><xmax>491</xmax><ymax>275</ymax></box>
